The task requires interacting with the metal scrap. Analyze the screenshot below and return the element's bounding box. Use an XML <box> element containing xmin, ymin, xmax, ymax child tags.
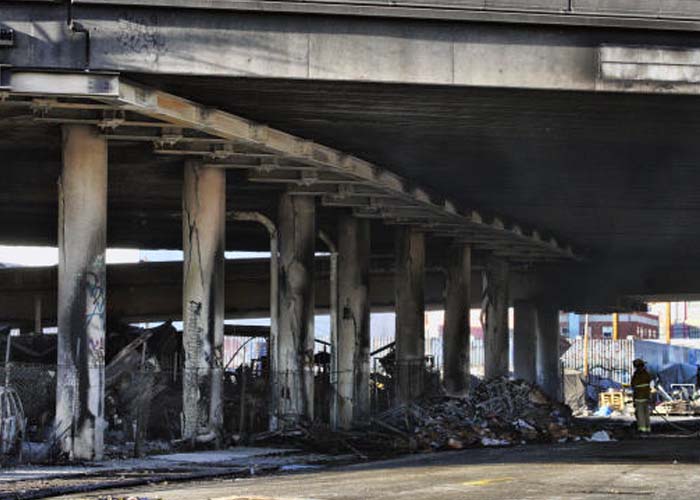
<box><xmin>252</xmin><ymin>377</ymin><xmax>578</xmax><ymax>457</ymax></box>
<box><xmin>370</xmin><ymin>377</ymin><xmax>574</xmax><ymax>451</ymax></box>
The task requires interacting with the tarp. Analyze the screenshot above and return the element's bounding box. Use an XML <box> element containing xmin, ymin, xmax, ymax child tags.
<box><xmin>585</xmin><ymin>374</ymin><xmax>622</xmax><ymax>407</ymax></box>
<box><xmin>656</xmin><ymin>362</ymin><xmax>698</xmax><ymax>386</ymax></box>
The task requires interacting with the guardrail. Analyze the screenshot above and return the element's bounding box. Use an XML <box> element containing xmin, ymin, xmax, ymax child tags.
<box><xmin>69</xmin><ymin>0</ymin><xmax>700</xmax><ymax>26</ymax></box>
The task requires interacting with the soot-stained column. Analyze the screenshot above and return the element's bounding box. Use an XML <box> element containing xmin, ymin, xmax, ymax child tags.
<box><xmin>182</xmin><ymin>160</ymin><xmax>226</xmax><ymax>444</ymax></box>
<box><xmin>277</xmin><ymin>194</ymin><xmax>316</xmax><ymax>426</ymax></box>
<box><xmin>513</xmin><ymin>300</ymin><xmax>537</xmax><ymax>383</ymax></box>
<box><xmin>56</xmin><ymin>125</ymin><xmax>107</xmax><ymax>461</ymax></box>
<box><xmin>394</xmin><ymin>227</ymin><xmax>425</xmax><ymax>404</ymax></box>
<box><xmin>337</xmin><ymin>214</ymin><xmax>370</xmax><ymax>428</ymax></box>
<box><xmin>443</xmin><ymin>243</ymin><xmax>471</xmax><ymax>396</ymax></box>
<box><xmin>483</xmin><ymin>258</ymin><xmax>509</xmax><ymax>380</ymax></box>
<box><xmin>537</xmin><ymin>304</ymin><xmax>561</xmax><ymax>401</ymax></box>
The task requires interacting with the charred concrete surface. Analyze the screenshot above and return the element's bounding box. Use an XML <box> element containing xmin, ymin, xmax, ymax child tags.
<box><xmin>443</xmin><ymin>244</ymin><xmax>471</xmax><ymax>397</ymax></box>
<box><xmin>0</xmin><ymin>447</ymin><xmax>347</xmax><ymax>500</ymax></box>
<box><xmin>276</xmin><ymin>194</ymin><xmax>316</xmax><ymax>426</ymax></box>
<box><xmin>394</xmin><ymin>228</ymin><xmax>425</xmax><ymax>404</ymax></box>
<box><xmin>537</xmin><ymin>304</ymin><xmax>562</xmax><ymax>401</ymax></box>
<box><xmin>181</xmin><ymin>162</ymin><xmax>226</xmax><ymax>444</ymax></box>
<box><xmin>513</xmin><ymin>300</ymin><xmax>538</xmax><ymax>384</ymax></box>
<box><xmin>336</xmin><ymin>213</ymin><xmax>371</xmax><ymax>428</ymax></box>
<box><xmin>483</xmin><ymin>258</ymin><xmax>509</xmax><ymax>380</ymax></box>
<box><xmin>55</xmin><ymin>125</ymin><xmax>107</xmax><ymax>461</ymax></box>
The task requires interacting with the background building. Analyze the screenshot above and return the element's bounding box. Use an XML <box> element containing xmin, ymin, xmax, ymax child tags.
<box><xmin>561</xmin><ymin>312</ymin><xmax>659</xmax><ymax>340</ymax></box>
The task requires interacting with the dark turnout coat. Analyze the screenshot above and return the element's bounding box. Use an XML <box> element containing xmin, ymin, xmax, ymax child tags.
<box><xmin>631</xmin><ymin>368</ymin><xmax>652</xmax><ymax>401</ymax></box>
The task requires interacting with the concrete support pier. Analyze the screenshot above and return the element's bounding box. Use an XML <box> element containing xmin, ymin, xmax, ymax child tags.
<box><xmin>182</xmin><ymin>161</ymin><xmax>226</xmax><ymax>444</ymax></box>
<box><xmin>33</xmin><ymin>295</ymin><xmax>42</xmax><ymax>335</ymax></box>
<box><xmin>442</xmin><ymin>243</ymin><xmax>471</xmax><ymax>396</ymax></box>
<box><xmin>277</xmin><ymin>194</ymin><xmax>316</xmax><ymax>425</ymax></box>
<box><xmin>394</xmin><ymin>227</ymin><xmax>425</xmax><ymax>403</ymax></box>
<box><xmin>513</xmin><ymin>300</ymin><xmax>537</xmax><ymax>383</ymax></box>
<box><xmin>336</xmin><ymin>214</ymin><xmax>371</xmax><ymax>429</ymax></box>
<box><xmin>55</xmin><ymin>125</ymin><xmax>107</xmax><ymax>461</ymax></box>
<box><xmin>537</xmin><ymin>304</ymin><xmax>561</xmax><ymax>401</ymax></box>
<box><xmin>483</xmin><ymin>258</ymin><xmax>509</xmax><ymax>380</ymax></box>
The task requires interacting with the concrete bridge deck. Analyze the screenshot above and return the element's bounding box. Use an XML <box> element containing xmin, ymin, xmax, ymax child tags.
<box><xmin>3</xmin><ymin>0</ymin><xmax>700</xmax><ymax>459</ymax></box>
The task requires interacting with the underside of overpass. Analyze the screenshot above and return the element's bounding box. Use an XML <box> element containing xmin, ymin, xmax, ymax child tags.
<box><xmin>2</xmin><ymin>0</ymin><xmax>700</xmax><ymax>461</ymax></box>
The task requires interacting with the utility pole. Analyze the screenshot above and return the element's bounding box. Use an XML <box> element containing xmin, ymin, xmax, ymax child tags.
<box><xmin>666</xmin><ymin>302</ymin><xmax>672</xmax><ymax>344</ymax></box>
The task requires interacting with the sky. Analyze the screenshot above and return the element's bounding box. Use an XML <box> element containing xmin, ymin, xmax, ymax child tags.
<box><xmin>0</xmin><ymin>246</ymin><xmax>141</xmax><ymax>266</ymax></box>
<box><xmin>0</xmin><ymin>246</ymin><xmax>270</xmax><ymax>267</ymax></box>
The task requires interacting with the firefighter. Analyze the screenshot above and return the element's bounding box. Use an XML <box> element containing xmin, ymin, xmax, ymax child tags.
<box><xmin>631</xmin><ymin>358</ymin><xmax>652</xmax><ymax>434</ymax></box>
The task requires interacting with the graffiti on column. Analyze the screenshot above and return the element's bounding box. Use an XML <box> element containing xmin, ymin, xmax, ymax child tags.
<box><xmin>85</xmin><ymin>255</ymin><xmax>106</xmax><ymax>367</ymax></box>
<box><xmin>184</xmin><ymin>299</ymin><xmax>209</xmax><ymax>434</ymax></box>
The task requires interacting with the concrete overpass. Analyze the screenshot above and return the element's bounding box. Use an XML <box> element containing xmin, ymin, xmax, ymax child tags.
<box><xmin>2</xmin><ymin>0</ymin><xmax>700</xmax><ymax>459</ymax></box>
<box><xmin>0</xmin><ymin>258</ymin><xmax>550</xmax><ymax>325</ymax></box>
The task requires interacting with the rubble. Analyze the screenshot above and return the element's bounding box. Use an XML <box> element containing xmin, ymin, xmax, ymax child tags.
<box><xmin>368</xmin><ymin>377</ymin><xmax>577</xmax><ymax>452</ymax></box>
<box><xmin>253</xmin><ymin>377</ymin><xmax>585</xmax><ymax>457</ymax></box>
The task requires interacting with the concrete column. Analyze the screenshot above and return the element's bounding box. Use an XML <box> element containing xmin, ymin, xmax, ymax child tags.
<box><xmin>182</xmin><ymin>161</ymin><xmax>225</xmax><ymax>444</ymax></box>
<box><xmin>33</xmin><ymin>295</ymin><xmax>42</xmax><ymax>335</ymax></box>
<box><xmin>513</xmin><ymin>300</ymin><xmax>537</xmax><ymax>384</ymax></box>
<box><xmin>277</xmin><ymin>194</ymin><xmax>316</xmax><ymax>426</ymax></box>
<box><xmin>319</xmin><ymin>231</ymin><xmax>338</xmax><ymax>429</ymax></box>
<box><xmin>537</xmin><ymin>304</ymin><xmax>561</xmax><ymax>401</ymax></box>
<box><xmin>55</xmin><ymin>125</ymin><xmax>107</xmax><ymax>461</ymax></box>
<box><xmin>483</xmin><ymin>258</ymin><xmax>509</xmax><ymax>380</ymax></box>
<box><xmin>336</xmin><ymin>214</ymin><xmax>370</xmax><ymax>429</ymax></box>
<box><xmin>442</xmin><ymin>243</ymin><xmax>471</xmax><ymax>396</ymax></box>
<box><xmin>394</xmin><ymin>227</ymin><xmax>425</xmax><ymax>403</ymax></box>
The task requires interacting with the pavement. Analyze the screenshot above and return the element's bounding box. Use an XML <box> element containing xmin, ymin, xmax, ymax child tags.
<box><xmin>0</xmin><ymin>448</ymin><xmax>349</xmax><ymax>500</ymax></box>
<box><xmin>44</xmin><ymin>435</ymin><xmax>700</xmax><ymax>500</ymax></box>
<box><xmin>0</xmin><ymin>448</ymin><xmax>306</xmax><ymax>482</ymax></box>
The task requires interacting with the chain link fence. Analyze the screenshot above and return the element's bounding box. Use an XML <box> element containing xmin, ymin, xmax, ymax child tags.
<box><xmin>0</xmin><ymin>362</ymin><xmax>56</xmax><ymax>438</ymax></box>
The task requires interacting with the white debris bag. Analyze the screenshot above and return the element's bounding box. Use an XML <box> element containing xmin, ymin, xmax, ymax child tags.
<box><xmin>481</xmin><ymin>437</ymin><xmax>510</xmax><ymax>447</ymax></box>
<box><xmin>586</xmin><ymin>430</ymin><xmax>615</xmax><ymax>442</ymax></box>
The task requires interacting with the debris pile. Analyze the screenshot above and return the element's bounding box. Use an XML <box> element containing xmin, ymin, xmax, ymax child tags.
<box><xmin>370</xmin><ymin>377</ymin><xmax>575</xmax><ymax>452</ymax></box>
<box><xmin>253</xmin><ymin>377</ymin><xmax>581</xmax><ymax>457</ymax></box>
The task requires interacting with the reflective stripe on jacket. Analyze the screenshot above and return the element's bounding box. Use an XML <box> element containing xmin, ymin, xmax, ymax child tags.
<box><xmin>631</xmin><ymin>369</ymin><xmax>652</xmax><ymax>401</ymax></box>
